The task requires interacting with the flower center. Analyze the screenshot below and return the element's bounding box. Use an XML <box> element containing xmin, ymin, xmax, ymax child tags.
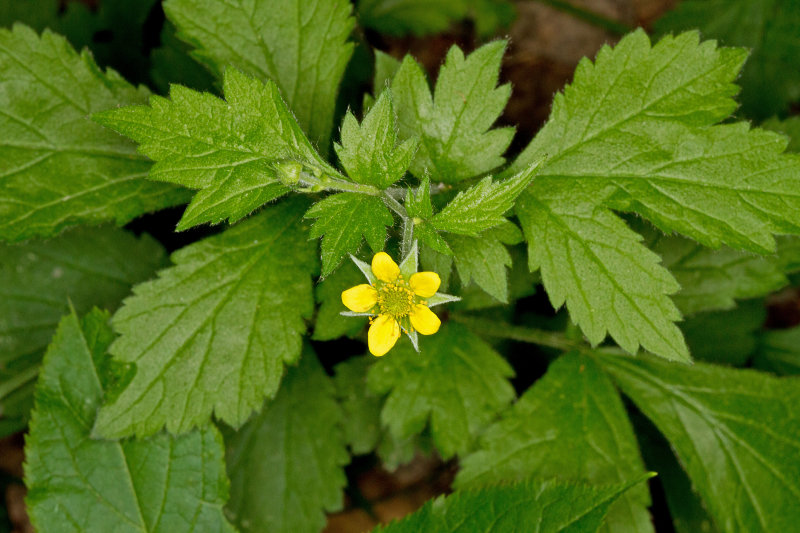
<box><xmin>377</xmin><ymin>282</ymin><xmax>415</xmax><ymax>318</ymax></box>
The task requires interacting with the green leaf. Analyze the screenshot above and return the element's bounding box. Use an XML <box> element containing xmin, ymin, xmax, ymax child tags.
<box><xmin>367</xmin><ymin>322</ymin><xmax>515</xmax><ymax>459</ymax></box>
<box><xmin>510</xmin><ymin>30</ymin><xmax>800</xmax><ymax>361</ymax></box>
<box><xmin>24</xmin><ymin>309</ymin><xmax>235</xmax><ymax>533</ymax></box>
<box><xmin>374</xmin><ymin>475</ymin><xmax>652</xmax><ymax>533</ymax></box>
<box><xmin>163</xmin><ymin>0</ymin><xmax>354</xmax><ymax>148</ymax></box>
<box><xmin>643</xmin><ymin>224</ymin><xmax>800</xmax><ymax>316</ymax></box>
<box><xmin>373</xmin><ymin>51</ymin><xmax>401</xmax><ymax>97</ymax></box>
<box><xmin>0</xmin><ymin>226</ymin><xmax>168</xmax><ymax>436</ymax></box>
<box><xmin>358</xmin><ymin>0</ymin><xmax>467</xmax><ymax>36</ymax></box>
<box><xmin>0</xmin><ymin>25</ymin><xmax>187</xmax><ymax>242</ymax></box>
<box><xmin>656</xmin><ymin>0</ymin><xmax>800</xmax><ymax>119</ymax></box>
<box><xmin>336</xmin><ymin>90</ymin><xmax>418</xmax><ymax>189</ymax></box>
<box><xmin>600</xmin><ymin>353</ymin><xmax>800</xmax><ymax>533</ymax></box>
<box><xmin>306</xmin><ymin>193</ymin><xmax>393</xmax><ymax>276</ymax></box>
<box><xmin>448</xmin><ymin>228</ymin><xmax>516</xmax><ymax>302</ymax></box>
<box><xmin>93</xmin><ymin>198</ymin><xmax>318</xmax><ymax>438</ymax></box>
<box><xmin>431</xmin><ymin>163</ymin><xmax>537</xmax><ymax>235</ymax></box>
<box><xmin>150</xmin><ymin>21</ymin><xmax>216</xmax><ymax>94</ymax></box>
<box><xmin>95</xmin><ymin>68</ymin><xmax>342</xmax><ymax>230</ymax></box>
<box><xmin>312</xmin><ymin>261</ymin><xmax>368</xmax><ymax>341</ymax></box>
<box><xmin>754</xmin><ymin>325</ymin><xmax>800</xmax><ymax>375</ymax></box>
<box><xmin>333</xmin><ymin>356</ymin><xmax>382</xmax><ymax>455</ymax></box>
<box><xmin>457</xmin><ymin>353</ymin><xmax>653</xmax><ymax>533</ymax></box>
<box><xmin>226</xmin><ymin>347</ymin><xmax>347</xmax><ymax>533</ymax></box>
<box><xmin>682</xmin><ymin>301</ymin><xmax>765</xmax><ymax>366</ymax></box>
<box><xmin>392</xmin><ymin>41</ymin><xmax>514</xmax><ymax>183</ymax></box>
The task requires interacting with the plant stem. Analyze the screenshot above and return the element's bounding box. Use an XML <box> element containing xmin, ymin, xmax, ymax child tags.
<box><xmin>450</xmin><ymin>314</ymin><xmax>626</xmax><ymax>356</ymax></box>
<box><xmin>296</xmin><ymin>169</ymin><xmax>381</xmax><ymax>195</ymax></box>
<box><xmin>534</xmin><ymin>0</ymin><xmax>633</xmax><ymax>36</ymax></box>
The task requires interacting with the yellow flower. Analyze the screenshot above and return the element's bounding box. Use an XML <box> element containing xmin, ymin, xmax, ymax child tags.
<box><xmin>341</xmin><ymin>246</ymin><xmax>458</xmax><ymax>356</ymax></box>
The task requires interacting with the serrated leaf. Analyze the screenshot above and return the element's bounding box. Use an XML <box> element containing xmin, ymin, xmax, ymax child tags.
<box><xmin>656</xmin><ymin>0</ymin><xmax>800</xmax><ymax>119</ymax></box>
<box><xmin>0</xmin><ymin>226</ymin><xmax>167</xmax><ymax>436</ymax></box>
<box><xmin>306</xmin><ymin>193</ymin><xmax>393</xmax><ymax>276</ymax></box>
<box><xmin>392</xmin><ymin>41</ymin><xmax>514</xmax><ymax>183</ymax></box>
<box><xmin>336</xmin><ymin>90</ymin><xmax>418</xmax><ymax>189</ymax></box>
<box><xmin>457</xmin><ymin>353</ymin><xmax>653</xmax><ymax>533</ymax></box>
<box><xmin>754</xmin><ymin>325</ymin><xmax>800</xmax><ymax>375</ymax></box>
<box><xmin>313</xmin><ymin>261</ymin><xmax>368</xmax><ymax>341</ymax></box>
<box><xmin>374</xmin><ymin>475</ymin><xmax>652</xmax><ymax>533</ymax></box>
<box><xmin>600</xmin><ymin>353</ymin><xmax>800</xmax><ymax>533</ymax></box>
<box><xmin>431</xmin><ymin>163</ymin><xmax>537</xmax><ymax>235</ymax></box>
<box><xmin>644</xmin><ymin>224</ymin><xmax>800</xmax><ymax>316</ymax></box>
<box><xmin>163</xmin><ymin>0</ymin><xmax>354</xmax><ymax>148</ymax></box>
<box><xmin>448</xmin><ymin>229</ymin><xmax>516</xmax><ymax>303</ymax></box>
<box><xmin>373</xmin><ymin>51</ymin><xmax>401</xmax><ymax>96</ymax></box>
<box><xmin>226</xmin><ymin>347</ymin><xmax>347</xmax><ymax>533</ymax></box>
<box><xmin>682</xmin><ymin>301</ymin><xmax>765</xmax><ymax>366</ymax></box>
<box><xmin>510</xmin><ymin>30</ymin><xmax>800</xmax><ymax>361</ymax></box>
<box><xmin>93</xmin><ymin>198</ymin><xmax>318</xmax><ymax>438</ymax></box>
<box><xmin>0</xmin><ymin>25</ymin><xmax>187</xmax><ymax>242</ymax></box>
<box><xmin>95</xmin><ymin>68</ymin><xmax>341</xmax><ymax>230</ymax></box>
<box><xmin>367</xmin><ymin>322</ymin><xmax>514</xmax><ymax>459</ymax></box>
<box><xmin>24</xmin><ymin>309</ymin><xmax>235</xmax><ymax>533</ymax></box>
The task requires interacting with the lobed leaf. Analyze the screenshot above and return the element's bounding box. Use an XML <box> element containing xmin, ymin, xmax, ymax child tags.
<box><xmin>93</xmin><ymin>198</ymin><xmax>318</xmax><ymax>438</ymax></box>
<box><xmin>24</xmin><ymin>309</ymin><xmax>235</xmax><ymax>533</ymax></box>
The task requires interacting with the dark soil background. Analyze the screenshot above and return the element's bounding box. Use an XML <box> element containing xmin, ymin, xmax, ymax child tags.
<box><xmin>5</xmin><ymin>1</ymin><xmax>799</xmax><ymax>532</ymax></box>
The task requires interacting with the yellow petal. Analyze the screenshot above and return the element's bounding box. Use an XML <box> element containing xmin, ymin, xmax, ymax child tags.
<box><xmin>409</xmin><ymin>304</ymin><xmax>441</xmax><ymax>335</ymax></box>
<box><xmin>341</xmin><ymin>284</ymin><xmax>378</xmax><ymax>312</ymax></box>
<box><xmin>368</xmin><ymin>315</ymin><xmax>401</xmax><ymax>356</ymax></box>
<box><xmin>371</xmin><ymin>252</ymin><xmax>399</xmax><ymax>283</ymax></box>
<box><xmin>409</xmin><ymin>272</ymin><xmax>440</xmax><ymax>298</ymax></box>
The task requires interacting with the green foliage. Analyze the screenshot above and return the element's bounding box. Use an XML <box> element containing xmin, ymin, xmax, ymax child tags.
<box><xmin>367</xmin><ymin>322</ymin><xmax>515</xmax><ymax>459</ymax></box>
<box><xmin>754</xmin><ymin>325</ymin><xmax>800</xmax><ymax>375</ymax></box>
<box><xmin>25</xmin><ymin>309</ymin><xmax>234</xmax><ymax>533</ymax></box>
<box><xmin>95</xmin><ymin>68</ymin><xmax>340</xmax><ymax>230</ymax></box>
<box><xmin>391</xmin><ymin>41</ymin><xmax>514</xmax><ymax>183</ymax></box>
<box><xmin>374</xmin><ymin>475</ymin><xmax>651</xmax><ymax>533</ymax></box>
<box><xmin>656</xmin><ymin>0</ymin><xmax>800</xmax><ymax>119</ymax></box>
<box><xmin>312</xmin><ymin>262</ymin><xmax>368</xmax><ymax>340</ymax></box>
<box><xmin>336</xmin><ymin>90</ymin><xmax>418</xmax><ymax>189</ymax></box>
<box><xmin>226</xmin><ymin>348</ymin><xmax>348</xmax><ymax>533</ymax></box>
<box><xmin>763</xmin><ymin>117</ymin><xmax>800</xmax><ymax>152</ymax></box>
<box><xmin>0</xmin><ymin>25</ymin><xmax>187</xmax><ymax>242</ymax></box>
<box><xmin>601</xmin><ymin>354</ymin><xmax>800</xmax><ymax>532</ymax></box>
<box><xmin>0</xmin><ymin>226</ymin><xmax>167</xmax><ymax>436</ymax></box>
<box><xmin>306</xmin><ymin>193</ymin><xmax>393</xmax><ymax>276</ymax></box>
<box><xmin>333</xmin><ymin>356</ymin><xmax>382</xmax><ymax>455</ymax></box>
<box><xmin>94</xmin><ymin>198</ymin><xmax>318</xmax><ymax>438</ymax></box>
<box><xmin>510</xmin><ymin>29</ymin><xmax>800</xmax><ymax>362</ymax></box>
<box><xmin>682</xmin><ymin>301</ymin><xmax>765</xmax><ymax>366</ymax></box>
<box><xmin>457</xmin><ymin>353</ymin><xmax>653</xmax><ymax>533</ymax></box>
<box><xmin>448</xmin><ymin>226</ymin><xmax>518</xmax><ymax>302</ymax></box>
<box><xmin>164</xmin><ymin>0</ymin><xmax>354</xmax><ymax>148</ymax></box>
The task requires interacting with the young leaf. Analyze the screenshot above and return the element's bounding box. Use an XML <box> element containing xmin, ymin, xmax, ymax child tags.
<box><xmin>754</xmin><ymin>325</ymin><xmax>800</xmax><ymax>376</ymax></box>
<box><xmin>333</xmin><ymin>356</ymin><xmax>382</xmax><ymax>455</ymax></box>
<box><xmin>163</xmin><ymin>0</ymin><xmax>354</xmax><ymax>148</ymax></box>
<box><xmin>431</xmin><ymin>163</ymin><xmax>537</xmax><ymax>235</ymax></box>
<box><xmin>313</xmin><ymin>261</ymin><xmax>368</xmax><ymax>341</ymax></box>
<box><xmin>374</xmin><ymin>475</ymin><xmax>652</xmax><ymax>533</ymax></box>
<box><xmin>367</xmin><ymin>322</ymin><xmax>515</xmax><ymax>459</ymax></box>
<box><xmin>336</xmin><ymin>90</ymin><xmax>418</xmax><ymax>189</ymax></box>
<box><xmin>600</xmin><ymin>353</ymin><xmax>800</xmax><ymax>533</ymax></box>
<box><xmin>656</xmin><ymin>0</ymin><xmax>800</xmax><ymax>119</ymax></box>
<box><xmin>0</xmin><ymin>226</ymin><xmax>168</xmax><ymax>436</ymax></box>
<box><xmin>0</xmin><ymin>25</ymin><xmax>187</xmax><ymax>242</ymax></box>
<box><xmin>509</xmin><ymin>30</ymin><xmax>800</xmax><ymax>361</ymax></box>
<box><xmin>644</xmin><ymin>225</ymin><xmax>800</xmax><ymax>316</ymax></box>
<box><xmin>94</xmin><ymin>198</ymin><xmax>318</xmax><ymax>438</ymax></box>
<box><xmin>95</xmin><ymin>68</ymin><xmax>340</xmax><ymax>231</ymax></box>
<box><xmin>392</xmin><ymin>41</ymin><xmax>514</xmax><ymax>183</ymax></box>
<box><xmin>306</xmin><ymin>193</ymin><xmax>393</xmax><ymax>276</ymax></box>
<box><xmin>457</xmin><ymin>353</ymin><xmax>653</xmax><ymax>533</ymax></box>
<box><xmin>25</xmin><ymin>309</ymin><xmax>235</xmax><ymax>533</ymax></box>
<box><xmin>225</xmin><ymin>348</ymin><xmax>347</xmax><ymax>533</ymax></box>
